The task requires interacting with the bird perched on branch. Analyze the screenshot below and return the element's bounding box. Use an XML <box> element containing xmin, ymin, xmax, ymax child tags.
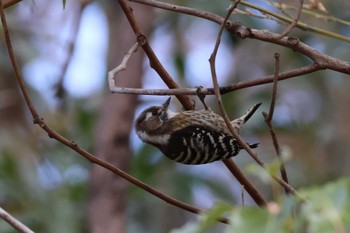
<box><xmin>136</xmin><ymin>98</ymin><xmax>261</xmax><ymax>165</ymax></box>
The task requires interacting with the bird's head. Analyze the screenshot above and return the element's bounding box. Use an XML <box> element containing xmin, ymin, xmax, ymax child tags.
<box><xmin>136</xmin><ymin>97</ymin><xmax>176</xmax><ymax>139</ymax></box>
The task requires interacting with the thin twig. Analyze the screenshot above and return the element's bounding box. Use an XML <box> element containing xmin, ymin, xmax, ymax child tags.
<box><xmin>0</xmin><ymin>0</ymin><xmax>39</xmax><ymax>121</ymax></box>
<box><xmin>239</xmin><ymin>1</ymin><xmax>350</xmax><ymax>43</ymax></box>
<box><xmin>271</xmin><ymin>2</ymin><xmax>350</xmax><ymax>26</ymax></box>
<box><xmin>117</xmin><ymin>0</ymin><xmax>194</xmax><ymax>110</ymax></box>
<box><xmin>0</xmin><ymin>1</ymin><xmax>229</xmax><ymax>224</ymax></box>
<box><xmin>267</xmin><ymin>53</ymin><xmax>280</xmax><ymax>122</ymax></box>
<box><xmin>0</xmin><ymin>207</ymin><xmax>34</xmax><ymax>233</ymax></box>
<box><xmin>223</xmin><ymin>160</ymin><xmax>267</xmax><ymax>206</ymax></box>
<box><xmin>109</xmin><ymin>63</ymin><xmax>322</xmax><ymax>96</ymax></box>
<box><xmin>262</xmin><ymin>53</ymin><xmax>290</xmax><ymax>194</ymax></box>
<box><xmin>131</xmin><ymin>0</ymin><xmax>350</xmax><ymax>43</ymax></box>
<box><xmin>276</xmin><ymin>0</ymin><xmax>304</xmax><ymax>39</ymax></box>
<box><xmin>3</xmin><ymin>0</ymin><xmax>21</xmax><ymax>8</ymax></box>
<box><xmin>208</xmin><ymin>0</ymin><xmax>301</xmax><ymax>198</ymax></box>
<box><xmin>131</xmin><ymin>0</ymin><xmax>350</xmax><ymax>68</ymax></box>
<box><xmin>241</xmin><ymin>185</ymin><xmax>245</xmax><ymax>207</ymax></box>
<box><xmin>208</xmin><ymin>0</ymin><xmax>267</xmax><ymax>207</ymax></box>
<box><xmin>108</xmin><ymin>42</ymin><xmax>140</xmax><ymax>90</ymax></box>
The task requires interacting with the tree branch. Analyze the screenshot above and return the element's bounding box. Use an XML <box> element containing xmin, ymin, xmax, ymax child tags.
<box><xmin>262</xmin><ymin>53</ymin><xmax>290</xmax><ymax>194</ymax></box>
<box><xmin>0</xmin><ymin>207</ymin><xmax>34</xmax><ymax>233</ymax></box>
<box><xmin>131</xmin><ymin>0</ymin><xmax>350</xmax><ymax>72</ymax></box>
<box><xmin>3</xmin><ymin>0</ymin><xmax>22</xmax><ymax>8</ymax></box>
<box><xmin>117</xmin><ymin>0</ymin><xmax>194</xmax><ymax>110</ymax></box>
<box><xmin>208</xmin><ymin>0</ymin><xmax>302</xmax><ymax>199</ymax></box>
<box><xmin>275</xmin><ymin>0</ymin><xmax>304</xmax><ymax>39</ymax></box>
<box><xmin>208</xmin><ymin>0</ymin><xmax>267</xmax><ymax>207</ymax></box>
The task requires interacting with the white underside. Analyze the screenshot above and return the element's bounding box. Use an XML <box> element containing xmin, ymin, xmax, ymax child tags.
<box><xmin>137</xmin><ymin>130</ymin><xmax>170</xmax><ymax>145</ymax></box>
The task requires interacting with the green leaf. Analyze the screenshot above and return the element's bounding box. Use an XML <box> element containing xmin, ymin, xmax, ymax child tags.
<box><xmin>197</xmin><ymin>202</ymin><xmax>232</xmax><ymax>232</ymax></box>
<box><xmin>170</xmin><ymin>202</ymin><xmax>232</xmax><ymax>233</ymax></box>
<box><xmin>300</xmin><ymin>179</ymin><xmax>350</xmax><ymax>233</ymax></box>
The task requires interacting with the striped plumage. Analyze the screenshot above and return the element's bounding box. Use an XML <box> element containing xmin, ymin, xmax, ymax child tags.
<box><xmin>135</xmin><ymin>98</ymin><xmax>260</xmax><ymax>165</ymax></box>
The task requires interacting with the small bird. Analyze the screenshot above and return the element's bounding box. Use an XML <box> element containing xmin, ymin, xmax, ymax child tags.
<box><xmin>135</xmin><ymin>98</ymin><xmax>261</xmax><ymax>165</ymax></box>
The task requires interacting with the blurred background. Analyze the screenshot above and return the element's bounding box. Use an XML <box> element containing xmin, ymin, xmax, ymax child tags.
<box><xmin>1</xmin><ymin>0</ymin><xmax>350</xmax><ymax>232</ymax></box>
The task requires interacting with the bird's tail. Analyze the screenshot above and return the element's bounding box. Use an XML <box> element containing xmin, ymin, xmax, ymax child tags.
<box><xmin>231</xmin><ymin>103</ymin><xmax>262</xmax><ymax>130</ymax></box>
<box><xmin>238</xmin><ymin>142</ymin><xmax>259</xmax><ymax>150</ymax></box>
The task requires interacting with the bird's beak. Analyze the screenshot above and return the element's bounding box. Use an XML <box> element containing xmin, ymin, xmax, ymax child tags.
<box><xmin>162</xmin><ymin>97</ymin><xmax>171</xmax><ymax>110</ymax></box>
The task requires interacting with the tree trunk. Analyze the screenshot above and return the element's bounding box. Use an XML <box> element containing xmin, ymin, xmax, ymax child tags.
<box><xmin>88</xmin><ymin>3</ymin><xmax>154</xmax><ymax>233</ymax></box>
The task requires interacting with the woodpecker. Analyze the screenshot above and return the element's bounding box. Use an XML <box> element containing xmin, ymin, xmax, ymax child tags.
<box><xmin>135</xmin><ymin>98</ymin><xmax>261</xmax><ymax>165</ymax></box>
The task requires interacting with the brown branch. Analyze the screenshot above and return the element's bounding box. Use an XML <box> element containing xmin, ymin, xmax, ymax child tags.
<box><xmin>219</xmin><ymin>63</ymin><xmax>321</xmax><ymax>93</ymax></box>
<box><xmin>276</xmin><ymin>0</ymin><xmax>304</xmax><ymax>39</ymax></box>
<box><xmin>130</xmin><ymin>0</ymin><xmax>223</xmax><ymax>24</ymax></box>
<box><xmin>262</xmin><ymin>53</ymin><xmax>290</xmax><ymax>194</ymax></box>
<box><xmin>208</xmin><ymin>0</ymin><xmax>267</xmax><ymax>207</ymax></box>
<box><xmin>207</xmin><ymin>1</ymin><xmax>302</xmax><ymax>198</ymax></box>
<box><xmin>3</xmin><ymin>0</ymin><xmax>21</xmax><ymax>8</ymax></box>
<box><xmin>108</xmin><ymin>42</ymin><xmax>140</xmax><ymax>90</ymax></box>
<box><xmin>267</xmin><ymin>53</ymin><xmax>280</xmax><ymax>122</ymax></box>
<box><xmin>0</xmin><ymin>0</ymin><xmax>39</xmax><ymax>121</ymax></box>
<box><xmin>0</xmin><ymin>207</ymin><xmax>34</xmax><ymax>233</ymax></box>
<box><xmin>109</xmin><ymin>63</ymin><xmax>321</xmax><ymax>96</ymax></box>
<box><xmin>224</xmin><ymin>160</ymin><xmax>267</xmax><ymax>206</ymax></box>
<box><xmin>117</xmin><ymin>0</ymin><xmax>194</xmax><ymax>110</ymax></box>
<box><xmin>131</xmin><ymin>0</ymin><xmax>350</xmax><ymax>74</ymax></box>
<box><xmin>0</xmin><ymin>1</ymin><xmax>229</xmax><ymax>224</ymax></box>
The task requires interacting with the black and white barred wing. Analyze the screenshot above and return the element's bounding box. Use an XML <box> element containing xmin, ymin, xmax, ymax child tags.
<box><xmin>161</xmin><ymin>125</ymin><xmax>242</xmax><ymax>164</ymax></box>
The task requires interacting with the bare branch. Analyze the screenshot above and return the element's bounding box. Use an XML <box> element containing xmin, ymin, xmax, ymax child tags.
<box><xmin>240</xmin><ymin>1</ymin><xmax>350</xmax><ymax>43</ymax></box>
<box><xmin>207</xmin><ymin>1</ymin><xmax>301</xmax><ymax>198</ymax></box>
<box><xmin>117</xmin><ymin>0</ymin><xmax>194</xmax><ymax>110</ymax></box>
<box><xmin>3</xmin><ymin>0</ymin><xmax>22</xmax><ymax>8</ymax></box>
<box><xmin>0</xmin><ymin>207</ymin><xmax>34</xmax><ymax>233</ymax></box>
<box><xmin>223</xmin><ymin>159</ymin><xmax>267</xmax><ymax>206</ymax></box>
<box><xmin>276</xmin><ymin>0</ymin><xmax>304</xmax><ymax>39</ymax></box>
<box><xmin>108</xmin><ymin>63</ymin><xmax>322</xmax><ymax>97</ymax></box>
<box><xmin>108</xmin><ymin>42</ymin><xmax>140</xmax><ymax>90</ymax></box>
<box><xmin>131</xmin><ymin>0</ymin><xmax>350</xmax><ymax>43</ymax></box>
<box><xmin>128</xmin><ymin>0</ymin><xmax>350</xmax><ymax>86</ymax></box>
<box><xmin>266</xmin><ymin>53</ymin><xmax>280</xmax><ymax>122</ymax></box>
<box><xmin>208</xmin><ymin>0</ymin><xmax>267</xmax><ymax>207</ymax></box>
<box><xmin>262</xmin><ymin>53</ymin><xmax>290</xmax><ymax>194</ymax></box>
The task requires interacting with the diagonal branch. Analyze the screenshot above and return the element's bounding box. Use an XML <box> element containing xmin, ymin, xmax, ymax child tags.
<box><xmin>117</xmin><ymin>0</ymin><xmax>194</xmax><ymax>110</ymax></box>
<box><xmin>275</xmin><ymin>0</ymin><xmax>304</xmax><ymax>39</ymax></box>
<box><xmin>0</xmin><ymin>206</ymin><xmax>34</xmax><ymax>233</ymax></box>
<box><xmin>131</xmin><ymin>0</ymin><xmax>350</xmax><ymax>43</ymax></box>
<box><xmin>208</xmin><ymin>0</ymin><xmax>267</xmax><ymax>207</ymax></box>
<box><xmin>208</xmin><ymin>0</ymin><xmax>302</xmax><ymax>199</ymax></box>
<box><xmin>3</xmin><ymin>0</ymin><xmax>21</xmax><ymax>8</ymax></box>
<box><xmin>131</xmin><ymin>0</ymin><xmax>350</xmax><ymax>72</ymax></box>
<box><xmin>262</xmin><ymin>53</ymin><xmax>290</xmax><ymax>194</ymax></box>
<box><xmin>108</xmin><ymin>42</ymin><xmax>140</xmax><ymax>90</ymax></box>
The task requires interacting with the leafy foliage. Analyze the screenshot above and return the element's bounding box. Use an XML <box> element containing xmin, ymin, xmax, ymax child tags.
<box><xmin>171</xmin><ymin>179</ymin><xmax>350</xmax><ymax>233</ymax></box>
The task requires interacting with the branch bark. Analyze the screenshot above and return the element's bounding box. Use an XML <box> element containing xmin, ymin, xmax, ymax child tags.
<box><xmin>0</xmin><ymin>207</ymin><xmax>34</xmax><ymax>233</ymax></box>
